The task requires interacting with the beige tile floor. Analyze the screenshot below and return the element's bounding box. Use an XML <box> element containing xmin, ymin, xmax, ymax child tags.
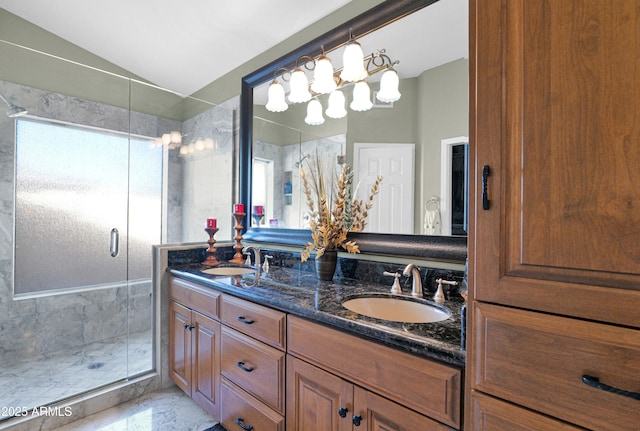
<box><xmin>49</xmin><ymin>387</ymin><xmax>217</xmax><ymax>431</ymax></box>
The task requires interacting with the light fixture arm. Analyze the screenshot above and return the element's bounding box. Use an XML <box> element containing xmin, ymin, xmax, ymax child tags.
<box><xmin>365</xmin><ymin>49</ymin><xmax>400</xmax><ymax>76</ymax></box>
<box><xmin>0</xmin><ymin>93</ymin><xmax>11</xmax><ymax>108</ymax></box>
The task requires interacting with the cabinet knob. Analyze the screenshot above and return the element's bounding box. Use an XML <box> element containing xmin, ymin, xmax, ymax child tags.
<box><xmin>338</xmin><ymin>407</ymin><xmax>348</xmax><ymax>418</ymax></box>
<box><xmin>236</xmin><ymin>417</ymin><xmax>254</xmax><ymax>431</ymax></box>
<box><xmin>352</xmin><ymin>415</ymin><xmax>362</xmax><ymax>426</ymax></box>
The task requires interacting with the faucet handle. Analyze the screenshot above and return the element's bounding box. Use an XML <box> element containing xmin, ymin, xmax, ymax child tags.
<box><xmin>383</xmin><ymin>271</ymin><xmax>403</xmax><ymax>294</ymax></box>
<box><xmin>262</xmin><ymin>255</ymin><xmax>273</xmax><ymax>273</ymax></box>
<box><xmin>434</xmin><ymin>278</ymin><xmax>458</xmax><ymax>303</ymax></box>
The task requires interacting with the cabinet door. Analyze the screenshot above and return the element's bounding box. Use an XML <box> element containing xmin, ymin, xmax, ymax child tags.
<box><xmin>191</xmin><ymin>311</ymin><xmax>221</xmax><ymax>418</ymax></box>
<box><xmin>352</xmin><ymin>387</ymin><xmax>451</xmax><ymax>431</ymax></box>
<box><xmin>286</xmin><ymin>356</ymin><xmax>352</xmax><ymax>431</ymax></box>
<box><xmin>169</xmin><ymin>301</ymin><xmax>191</xmax><ymax>394</ymax></box>
<box><xmin>473</xmin><ymin>0</ymin><xmax>640</xmax><ymax>326</ymax></box>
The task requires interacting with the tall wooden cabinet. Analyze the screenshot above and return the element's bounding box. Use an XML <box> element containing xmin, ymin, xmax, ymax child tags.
<box><xmin>169</xmin><ymin>278</ymin><xmax>222</xmax><ymax>418</ymax></box>
<box><xmin>469</xmin><ymin>1</ymin><xmax>640</xmax><ymax>430</ymax></box>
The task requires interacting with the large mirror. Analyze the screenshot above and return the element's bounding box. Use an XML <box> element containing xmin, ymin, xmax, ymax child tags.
<box><xmin>240</xmin><ymin>0</ymin><xmax>468</xmax><ymax>260</ymax></box>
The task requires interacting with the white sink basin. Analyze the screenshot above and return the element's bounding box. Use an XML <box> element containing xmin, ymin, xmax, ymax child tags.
<box><xmin>201</xmin><ymin>266</ymin><xmax>256</xmax><ymax>276</ymax></box>
<box><xmin>342</xmin><ymin>295</ymin><xmax>451</xmax><ymax>323</ymax></box>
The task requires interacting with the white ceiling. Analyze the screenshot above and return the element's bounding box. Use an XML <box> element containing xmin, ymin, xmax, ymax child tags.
<box><xmin>0</xmin><ymin>0</ymin><xmax>351</xmax><ymax>95</ymax></box>
<box><xmin>0</xmin><ymin>0</ymin><xmax>468</xmax><ymax>96</ymax></box>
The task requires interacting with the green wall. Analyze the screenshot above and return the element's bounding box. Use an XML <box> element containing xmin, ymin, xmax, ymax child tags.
<box><xmin>1</xmin><ymin>0</ymin><xmax>385</xmax><ymax>113</ymax></box>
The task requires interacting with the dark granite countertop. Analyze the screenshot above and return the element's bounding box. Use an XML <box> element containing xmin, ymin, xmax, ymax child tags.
<box><xmin>169</xmin><ymin>263</ymin><xmax>466</xmax><ymax>368</ymax></box>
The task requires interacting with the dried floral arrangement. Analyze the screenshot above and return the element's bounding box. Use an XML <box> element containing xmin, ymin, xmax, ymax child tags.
<box><xmin>300</xmin><ymin>154</ymin><xmax>382</xmax><ymax>262</ymax></box>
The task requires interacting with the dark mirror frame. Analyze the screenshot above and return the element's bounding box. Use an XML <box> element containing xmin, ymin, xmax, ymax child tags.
<box><xmin>239</xmin><ymin>0</ymin><xmax>467</xmax><ymax>263</ymax></box>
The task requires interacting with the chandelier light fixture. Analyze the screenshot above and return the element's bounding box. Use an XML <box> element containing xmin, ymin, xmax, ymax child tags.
<box><xmin>264</xmin><ymin>32</ymin><xmax>401</xmax><ymax>126</ymax></box>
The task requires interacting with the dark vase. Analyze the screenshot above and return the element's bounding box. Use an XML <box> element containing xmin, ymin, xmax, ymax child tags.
<box><xmin>315</xmin><ymin>250</ymin><xmax>338</xmax><ymax>281</ymax></box>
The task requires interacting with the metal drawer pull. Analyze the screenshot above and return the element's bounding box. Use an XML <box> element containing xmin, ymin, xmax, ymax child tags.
<box><xmin>352</xmin><ymin>414</ymin><xmax>362</xmax><ymax>426</ymax></box>
<box><xmin>236</xmin><ymin>417</ymin><xmax>253</xmax><ymax>430</ymax></box>
<box><xmin>110</xmin><ymin>228</ymin><xmax>119</xmax><ymax>257</ymax></box>
<box><xmin>482</xmin><ymin>165</ymin><xmax>491</xmax><ymax>210</ymax></box>
<box><xmin>237</xmin><ymin>316</ymin><xmax>254</xmax><ymax>324</ymax></box>
<box><xmin>582</xmin><ymin>375</ymin><xmax>640</xmax><ymax>400</ymax></box>
<box><xmin>338</xmin><ymin>407</ymin><xmax>348</xmax><ymax>418</ymax></box>
<box><xmin>237</xmin><ymin>361</ymin><xmax>254</xmax><ymax>372</ymax></box>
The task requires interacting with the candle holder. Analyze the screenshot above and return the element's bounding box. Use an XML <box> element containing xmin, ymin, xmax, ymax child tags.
<box><xmin>229</xmin><ymin>212</ymin><xmax>246</xmax><ymax>264</ymax></box>
<box><xmin>252</xmin><ymin>213</ymin><xmax>264</xmax><ymax>227</ymax></box>
<box><xmin>202</xmin><ymin>228</ymin><xmax>221</xmax><ymax>266</ymax></box>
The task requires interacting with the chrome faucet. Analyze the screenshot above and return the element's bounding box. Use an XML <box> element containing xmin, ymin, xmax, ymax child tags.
<box><xmin>403</xmin><ymin>264</ymin><xmax>423</xmax><ymax>297</ymax></box>
<box><xmin>242</xmin><ymin>246</ymin><xmax>261</xmax><ymax>286</ymax></box>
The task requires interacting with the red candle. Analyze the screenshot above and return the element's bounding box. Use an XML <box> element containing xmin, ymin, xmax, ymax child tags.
<box><xmin>233</xmin><ymin>203</ymin><xmax>245</xmax><ymax>213</ymax></box>
<box><xmin>206</xmin><ymin>218</ymin><xmax>217</xmax><ymax>229</ymax></box>
<box><xmin>254</xmin><ymin>205</ymin><xmax>264</xmax><ymax>215</ymax></box>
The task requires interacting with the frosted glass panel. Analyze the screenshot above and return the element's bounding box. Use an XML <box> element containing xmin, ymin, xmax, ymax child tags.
<box><xmin>128</xmin><ymin>137</ymin><xmax>163</xmax><ymax>280</ymax></box>
<box><xmin>15</xmin><ymin>119</ymin><xmax>129</xmax><ymax>295</ymax></box>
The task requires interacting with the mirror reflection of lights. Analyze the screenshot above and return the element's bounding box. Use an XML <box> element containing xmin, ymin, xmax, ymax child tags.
<box><xmin>178</xmin><ymin>138</ymin><xmax>216</xmax><ymax>157</ymax></box>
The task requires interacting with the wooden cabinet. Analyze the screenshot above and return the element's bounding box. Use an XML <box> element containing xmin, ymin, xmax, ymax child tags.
<box><xmin>286</xmin><ymin>355</ymin><xmax>353</xmax><ymax>431</ymax></box>
<box><xmin>287</xmin><ymin>316</ymin><xmax>461</xmax><ymax>430</ymax></box>
<box><xmin>219</xmin><ymin>294</ymin><xmax>287</xmax><ymax>431</ymax></box>
<box><xmin>168</xmin><ymin>276</ymin><xmax>464</xmax><ymax>430</ymax></box>
<box><xmin>169</xmin><ymin>279</ymin><xmax>221</xmax><ymax>418</ymax></box>
<box><xmin>287</xmin><ymin>356</ymin><xmax>448</xmax><ymax>431</ymax></box>
<box><xmin>469</xmin><ymin>0</ymin><xmax>640</xmax><ymax>429</ymax></box>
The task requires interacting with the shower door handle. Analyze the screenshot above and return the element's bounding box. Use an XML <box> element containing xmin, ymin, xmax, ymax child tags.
<box><xmin>110</xmin><ymin>228</ymin><xmax>119</xmax><ymax>257</ymax></box>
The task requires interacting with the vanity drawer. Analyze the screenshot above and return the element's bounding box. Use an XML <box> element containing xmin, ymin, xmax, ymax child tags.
<box><xmin>287</xmin><ymin>316</ymin><xmax>461</xmax><ymax>428</ymax></box>
<box><xmin>470</xmin><ymin>391</ymin><xmax>583</xmax><ymax>431</ymax></box>
<box><xmin>221</xmin><ymin>294</ymin><xmax>286</xmax><ymax>350</ymax></box>
<box><xmin>221</xmin><ymin>378</ymin><xmax>284</xmax><ymax>431</ymax></box>
<box><xmin>221</xmin><ymin>326</ymin><xmax>285</xmax><ymax>414</ymax></box>
<box><xmin>473</xmin><ymin>302</ymin><xmax>640</xmax><ymax>431</ymax></box>
<box><xmin>169</xmin><ymin>276</ymin><xmax>220</xmax><ymax>320</ymax></box>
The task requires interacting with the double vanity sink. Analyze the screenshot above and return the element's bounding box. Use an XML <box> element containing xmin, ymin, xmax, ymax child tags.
<box><xmin>171</xmin><ymin>261</ymin><xmax>465</xmax><ymax>366</ymax></box>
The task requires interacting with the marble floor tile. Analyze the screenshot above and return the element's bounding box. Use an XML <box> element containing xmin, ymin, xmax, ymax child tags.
<box><xmin>49</xmin><ymin>387</ymin><xmax>217</xmax><ymax>431</ymax></box>
<box><xmin>0</xmin><ymin>331</ymin><xmax>153</xmax><ymax>418</ymax></box>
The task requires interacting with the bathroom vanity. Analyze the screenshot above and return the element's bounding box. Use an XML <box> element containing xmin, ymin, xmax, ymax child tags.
<box><xmin>167</xmin><ymin>259</ymin><xmax>464</xmax><ymax>430</ymax></box>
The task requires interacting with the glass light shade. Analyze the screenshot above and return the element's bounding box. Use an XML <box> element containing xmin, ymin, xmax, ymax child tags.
<box><xmin>376</xmin><ymin>69</ymin><xmax>401</xmax><ymax>102</ymax></box>
<box><xmin>170</xmin><ymin>131</ymin><xmax>182</xmax><ymax>144</ymax></box>
<box><xmin>304</xmin><ymin>99</ymin><xmax>325</xmax><ymax>125</ymax></box>
<box><xmin>288</xmin><ymin>68</ymin><xmax>311</xmax><ymax>103</ymax></box>
<box><xmin>350</xmin><ymin>80</ymin><xmax>373</xmax><ymax>111</ymax></box>
<box><xmin>340</xmin><ymin>41</ymin><xmax>368</xmax><ymax>82</ymax></box>
<box><xmin>325</xmin><ymin>90</ymin><xmax>347</xmax><ymax>119</ymax></box>
<box><xmin>265</xmin><ymin>81</ymin><xmax>288</xmax><ymax>112</ymax></box>
<box><xmin>311</xmin><ymin>56</ymin><xmax>337</xmax><ymax>94</ymax></box>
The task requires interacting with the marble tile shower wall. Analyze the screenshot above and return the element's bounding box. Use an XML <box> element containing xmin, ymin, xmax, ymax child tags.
<box><xmin>176</xmin><ymin>98</ymin><xmax>236</xmax><ymax>243</ymax></box>
<box><xmin>252</xmin><ymin>135</ymin><xmax>344</xmax><ymax>230</ymax></box>
<box><xmin>0</xmin><ymin>80</ymin><xmax>170</xmax><ymax>366</ymax></box>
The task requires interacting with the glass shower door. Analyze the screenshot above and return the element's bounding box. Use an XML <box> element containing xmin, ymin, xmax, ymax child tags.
<box><xmin>15</xmin><ymin>118</ymin><xmax>130</xmax><ymax>296</ymax></box>
<box><xmin>10</xmin><ymin>117</ymin><xmax>160</xmax><ymax>410</ymax></box>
